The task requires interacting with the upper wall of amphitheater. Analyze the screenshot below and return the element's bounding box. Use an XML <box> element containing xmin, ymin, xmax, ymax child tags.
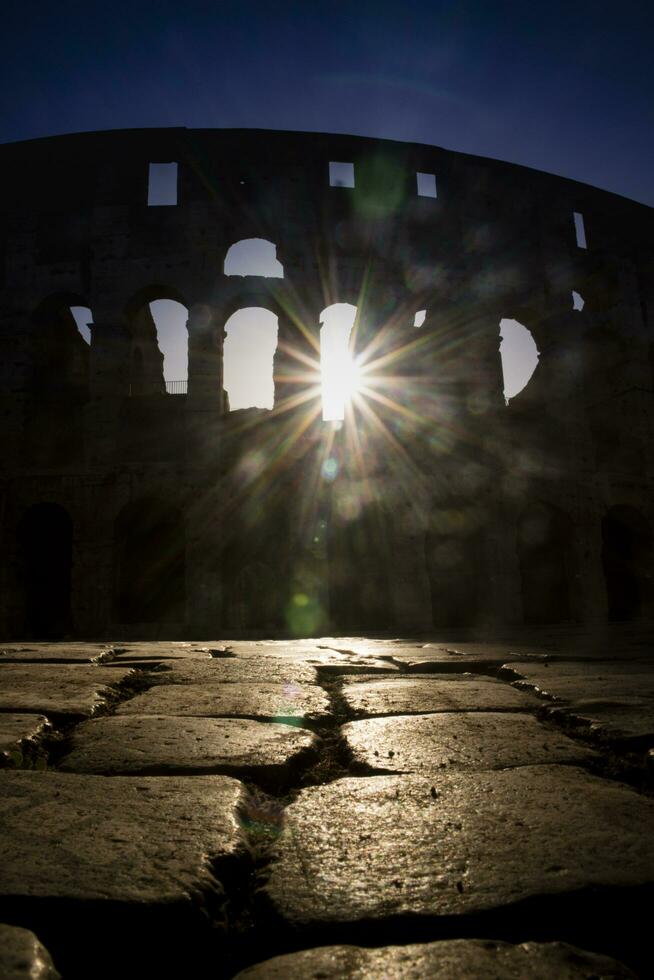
<box><xmin>0</xmin><ymin>127</ymin><xmax>652</xmax><ymax>323</ymax></box>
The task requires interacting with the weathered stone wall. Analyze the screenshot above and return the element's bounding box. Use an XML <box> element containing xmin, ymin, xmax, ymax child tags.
<box><xmin>0</xmin><ymin>127</ymin><xmax>652</xmax><ymax>637</ymax></box>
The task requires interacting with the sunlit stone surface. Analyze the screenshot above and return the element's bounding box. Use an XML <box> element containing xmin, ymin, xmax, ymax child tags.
<box><xmin>0</xmin><ymin>924</ymin><xmax>61</xmax><ymax>980</ymax></box>
<box><xmin>59</xmin><ymin>715</ymin><xmax>316</xmax><ymax>777</ymax></box>
<box><xmin>344</xmin><ymin>713</ymin><xmax>597</xmax><ymax>772</ymax></box>
<box><xmin>340</xmin><ymin>673</ymin><xmax>534</xmax><ymax>716</ymax></box>
<box><xmin>0</xmin><ymin>665</ymin><xmax>134</xmax><ymax>718</ymax></box>
<box><xmin>115</xmin><ymin>681</ymin><xmax>330</xmax><ymax>724</ymax></box>
<box><xmin>503</xmin><ymin>661</ymin><xmax>654</xmax><ymax>742</ymax></box>
<box><xmin>264</xmin><ymin>767</ymin><xmax>654</xmax><ymax>923</ymax></box>
<box><xmin>0</xmin><ymin>645</ymin><xmax>114</xmax><ymax>664</ymax></box>
<box><xmin>0</xmin><ymin>714</ymin><xmax>51</xmax><ymax>768</ymax></box>
<box><xmin>141</xmin><ymin>657</ymin><xmax>320</xmax><ymax>687</ymax></box>
<box><xmin>0</xmin><ymin>771</ymin><xmax>246</xmax><ymax>900</ymax></box>
<box><xmin>234</xmin><ymin>939</ymin><xmax>636</xmax><ymax>979</ymax></box>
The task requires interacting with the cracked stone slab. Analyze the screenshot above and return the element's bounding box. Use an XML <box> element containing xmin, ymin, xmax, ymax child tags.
<box><xmin>314</xmin><ymin>656</ymin><xmax>401</xmax><ymax>675</ymax></box>
<box><xmin>264</xmin><ymin>766</ymin><xmax>654</xmax><ymax>925</ymax></box>
<box><xmin>0</xmin><ymin>770</ymin><xmax>245</xmax><ymax>902</ymax></box>
<box><xmin>110</xmin><ymin>642</ymin><xmax>216</xmax><ymax>662</ymax></box>
<box><xmin>213</xmin><ymin>639</ymin><xmax>401</xmax><ymax>673</ymax></box>
<box><xmin>116</xmin><ymin>682</ymin><xmax>330</xmax><ymax>723</ymax></box>
<box><xmin>208</xmin><ymin>640</ymin><xmax>327</xmax><ymax>658</ymax></box>
<box><xmin>344</xmin><ymin>712</ymin><xmax>597</xmax><ymax>772</ymax></box>
<box><xmin>341</xmin><ymin>674</ymin><xmax>535</xmax><ymax>717</ymax></box>
<box><xmin>142</xmin><ymin>657</ymin><xmax>319</xmax><ymax>687</ymax></box>
<box><xmin>0</xmin><ymin>665</ymin><xmax>135</xmax><ymax>718</ymax></box>
<box><xmin>0</xmin><ymin>645</ymin><xmax>115</xmax><ymax>664</ymax></box>
<box><xmin>234</xmin><ymin>939</ymin><xmax>636</xmax><ymax>979</ymax></box>
<box><xmin>0</xmin><ymin>924</ymin><xmax>61</xmax><ymax>979</ymax></box>
<box><xmin>59</xmin><ymin>715</ymin><xmax>316</xmax><ymax>777</ymax></box>
<box><xmin>0</xmin><ymin>714</ymin><xmax>52</xmax><ymax>768</ymax></box>
<box><xmin>315</xmin><ymin>638</ymin><xmax>552</xmax><ymax>669</ymax></box>
<box><xmin>502</xmin><ymin>661</ymin><xmax>654</xmax><ymax>743</ymax></box>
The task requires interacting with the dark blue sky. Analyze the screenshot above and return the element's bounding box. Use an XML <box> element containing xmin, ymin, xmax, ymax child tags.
<box><xmin>3</xmin><ymin>1</ymin><xmax>653</xmax><ymax>205</ymax></box>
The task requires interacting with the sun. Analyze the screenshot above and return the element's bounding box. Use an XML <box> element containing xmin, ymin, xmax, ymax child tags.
<box><xmin>322</xmin><ymin>351</ymin><xmax>362</xmax><ymax>421</ymax></box>
<box><xmin>320</xmin><ymin>303</ymin><xmax>363</xmax><ymax>421</ymax></box>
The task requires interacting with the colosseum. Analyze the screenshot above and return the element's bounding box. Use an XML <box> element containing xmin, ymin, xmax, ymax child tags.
<box><xmin>0</xmin><ymin>127</ymin><xmax>652</xmax><ymax>639</ymax></box>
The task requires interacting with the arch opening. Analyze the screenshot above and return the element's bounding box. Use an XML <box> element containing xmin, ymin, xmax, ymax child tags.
<box><xmin>499</xmin><ymin>318</ymin><xmax>539</xmax><ymax>404</ymax></box>
<box><xmin>517</xmin><ymin>503</ymin><xmax>574</xmax><ymax>624</ymax></box>
<box><xmin>328</xmin><ymin>500</ymin><xmax>394</xmax><ymax>630</ymax></box>
<box><xmin>602</xmin><ymin>506</ymin><xmax>652</xmax><ymax>621</ymax></box>
<box><xmin>149</xmin><ymin>299</ymin><xmax>189</xmax><ymax>392</ymax></box>
<box><xmin>113</xmin><ymin>499</ymin><xmax>186</xmax><ymax>623</ymax></box>
<box><xmin>19</xmin><ymin>503</ymin><xmax>73</xmax><ymax>638</ymax></box>
<box><xmin>224</xmin><ymin>239</ymin><xmax>284</xmax><ymax>278</ymax></box>
<box><xmin>27</xmin><ymin>296</ymin><xmax>90</xmax><ymax>464</ymax></box>
<box><xmin>223</xmin><ymin>308</ymin><xmax>279</xmax><ymax>411</ymax></box>
<box><xmin>320</xmin><ymin>303</ymin><xmax>358</xmax><ymax>421</ymax></box>
<box><xmin>70</xmin><ymin>306</ymin><xmax>93</xmax><ymax>345</ymax></box>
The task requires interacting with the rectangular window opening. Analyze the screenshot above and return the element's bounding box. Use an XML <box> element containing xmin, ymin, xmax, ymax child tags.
<box><xmin>573</xmin><ymin>210</ymin><xmax>587</xmax><ymax>249</ymax></box>
<box><xmin>148</xmin><ymin>162</ymin><xmax>178</xmax><ymax>206</ymax></box>
<box><xmin>329</xmin><ymin>161</ymin><xmax>355</xmax><ymax>188</ymax></box>
<box><xmin>417</xmin><ymin>172</ymin><xmax>437</xmax><ymax>198</ymax></box>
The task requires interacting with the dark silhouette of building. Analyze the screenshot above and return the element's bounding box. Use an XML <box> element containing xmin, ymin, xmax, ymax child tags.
<box><xmin>0</xmin><ymin>127</ymin><xmax>652</xmax><ymax>637</ymax></box>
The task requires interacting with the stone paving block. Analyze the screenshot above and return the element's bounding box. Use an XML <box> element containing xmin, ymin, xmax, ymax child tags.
<box><xmin>59</xmin><ymin>715</ymin><xmax>316</xmax><ymax>778</ymax></box>
<box><xmin>0</xmin><ymin>644</ymin><xmax>114</xmax><ymax>664</ymax></box>
<box><xmin>344</xmin><ymin>712</ymin><xmax>597</xmax><ymax>772</ymax></box>
<box><xmin>0</xmin><ymin>770</ymin><xmax>245</xmax><ymax>901</ymax></box>
<box><xmin>143</xmin><ymin>657</ymin><xmax>319</xmax><ymax>687</ymax></box>
<box><xmin>234</xmin><ymin>939</ymin><xmax>636</xmax><ymax>979</ymax></box>
<box><xmin>116</xmin><ymin>681</ymin><xmax>330</xmax><ymax>723</ymax></box>
<box><xmin>264</xmin><ymin>766</ymin><xmax>654</xmax><ymax>925</ymax></box>
<box><xmin>341</xmin><ymin>674</ymin><xmax>535</xmax><ymax>717</ymax></box>
<box><xmin>110</xmin><ymin>642</ymin><xmax>215</xmax><ymax>662</ymax></box>
<box><xmin>315</xmin><ymin>637</ymin><xmax>551</xmax><ymax>669</ymax></box>
<box><xmin>0</xmin><ymin>923</ymin><xmax>61</xmax><ymax>979</ymax></box>
<box><xmin>503</xmin><ymin>661</ymin><xmax>654</xmax><ymax>742</ymax></box>
<box><xmin>0</xmin><ymin>665</ymin><xmax>135</xmax><ymax>718</ymax></box>
<box><xmin>197</xmin><ymin>641</ymin><xmax>401</xmax><ymax>675</ymax></box>
<box><xmin>0</xmin><ymin>714</ymin><xmax>52</xmax><ymax>768</ymax></box>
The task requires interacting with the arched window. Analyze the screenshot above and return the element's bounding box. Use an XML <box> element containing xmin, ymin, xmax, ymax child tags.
<box><xmin>499</xmin><ymin>318</ymin><xmax>539</xmax><ymax>403</ymax></box>
<box><xmin>113</xmin><ymin>499</ymin><xmax>186</xmax><ymax>623</ymax></box>
<box><xmin>224</xmin><ymin>239</ymin><xmax>284</xmax><ymax>278</ymax></box>
<box><xmin>27</xmin><ymin>296</ymin><xmax>91</xmax><ymax>464</ymax></box>
<box><xmin>19</xmin><ymin>503</ymin><xmax>73</xmax><ymax>637</ymax></box>
<box><xmin>602</xmin><ymin>506</ymin><xmax>652</xmax><ymax>621</ymax></box>
<box><xmin>223</xmin><ymin>308</ymin><xmax>279</xmax><ymax>410</ymax></box>
<box><xmin>70</xmin><ymin>306</ymin><xmax>93</xmax><ymax>344</ymax></box>
<box><xmin>125</xmin><ymin>290</ymin><xmax>188</xmax><ymax>395</ymax></box>
<box><xmin>149</xmin><ymin>299</ymin><xmax>189</xmax><ymax>392</ymax></box>
<box><xmin>518</xmin><ymin>503</ymin><xmax>573</xmax><ymax>623</ymax></box>
<box><xmin>320</xmin><ymin>303</ymin><xmax>358</xmax><ymax>421</ymax></box>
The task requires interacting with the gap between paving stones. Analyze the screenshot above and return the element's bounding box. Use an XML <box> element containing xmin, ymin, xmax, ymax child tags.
<box><xmin>0</xmin><ymin>663</ymin><xmax>158</xmax><ymax>771</ymax></box>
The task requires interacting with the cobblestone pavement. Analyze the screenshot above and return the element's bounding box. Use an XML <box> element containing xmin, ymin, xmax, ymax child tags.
<box><xmin>0</xmin><ymin>628</ymin><xmax>653</xmax><ymax>978</ymax></box>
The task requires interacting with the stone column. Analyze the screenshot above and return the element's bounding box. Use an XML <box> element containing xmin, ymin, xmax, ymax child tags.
<box><xmin>84</xmin><ymin>313</ymin><xmax>130</xmax><ymax>467</ymax></box>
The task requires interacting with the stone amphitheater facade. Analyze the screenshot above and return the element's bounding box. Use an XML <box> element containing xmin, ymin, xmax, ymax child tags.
<box><xmin>1</xmin><ymin>127</ymin><xmax>652</xmax><ymax>638</ymax></box>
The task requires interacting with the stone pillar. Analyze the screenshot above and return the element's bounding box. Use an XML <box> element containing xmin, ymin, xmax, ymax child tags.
<box><xmin>187</xmin><ymin>303</ymin><xmax>223</xmax><ymax>406</ymax></box>
<box><xmin>273</xmin><ymin>307</ymin><xmax>321</xmax><ymax>416</ymax></box>
<box><xmin>84</xmin><ymin>314</ymin><xmax>130</xmax><ymax>467</ymax></box>
<box><xmin>186</xmin><ymin>303</ymin><xmax>224</xmax><ymax>469</ymax></box>
<box><xmin>576</xmin><ymin>507</ymin><xmax>609</xmax><ymax>625</ymax></box>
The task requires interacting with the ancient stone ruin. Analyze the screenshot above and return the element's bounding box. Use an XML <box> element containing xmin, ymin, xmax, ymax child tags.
<box><xmin>1</xmin><ymin>127</ymin><xmax>652</xmax><ymax>638</ymax></box>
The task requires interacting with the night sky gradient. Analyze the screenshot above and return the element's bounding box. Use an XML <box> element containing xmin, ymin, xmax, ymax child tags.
<box><xmin>2</xmin><ymin>1</ymin><xmax>653</xmax><ymax>205</ymax></box>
